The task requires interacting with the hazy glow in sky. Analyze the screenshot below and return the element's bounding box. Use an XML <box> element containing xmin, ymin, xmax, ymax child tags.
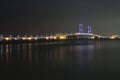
<box><xmin>0</xmin><ymin>0</ymin><xmax>120</xmax><ymax>35</ymax></box>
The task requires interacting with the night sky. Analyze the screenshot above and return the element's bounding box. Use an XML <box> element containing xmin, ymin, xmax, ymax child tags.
<box><xmin>0</xmin><ymin>0</ymin><xmax>120</xmax><ymax>36</ymax></box>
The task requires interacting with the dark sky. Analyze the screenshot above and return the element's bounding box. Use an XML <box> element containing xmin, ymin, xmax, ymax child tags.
<box><xmin>0</xmin><ymin>0</ymin><xmax>120</xmax><ymax>36</ymax></box>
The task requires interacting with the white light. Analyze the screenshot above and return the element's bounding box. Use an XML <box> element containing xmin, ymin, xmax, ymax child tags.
<box><xmin>22</xmin><ymin>37</ymin><xmax>26</xmax><ymax>40</ymax></box>
<box><xmin>14</xmin><ymin>38</ymin><xmax>18</xmax><ymax>40</ymax></box>
<box><xmin>28</xmin><ymin>37</ymin><xmax>32</xmax><ymax>40</ymax></box>
<box><xmin>5</xmin><ymin>37</ymin><xmax>10</xmax><ymax>40</ymax></box>
<box><xmin>34</xmin><ymin>37</ymin><xmax>38</xmax><ymax>40</ymax></box>
<box><xmin>45</xmin><ymin>37</ymin><xmax>49</xmax><ymax>40</ymax></box>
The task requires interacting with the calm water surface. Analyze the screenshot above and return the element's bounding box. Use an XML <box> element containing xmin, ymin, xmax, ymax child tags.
<box><xmin>0</xmin><ymin>40</ymin><xmax>120</xmax><ymax>80</ymax></box>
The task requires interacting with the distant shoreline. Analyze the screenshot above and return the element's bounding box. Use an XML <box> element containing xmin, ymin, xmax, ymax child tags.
<box><xmin>0</xmin><ymin>38</ymin><xmax>120</xmax><ymax>45</ymax></box>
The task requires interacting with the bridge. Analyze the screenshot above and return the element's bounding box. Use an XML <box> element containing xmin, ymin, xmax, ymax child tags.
<box><xmin>0</xmin><ymin>24</ymin><xmax>119</xmax><ymax>42</ymax></box>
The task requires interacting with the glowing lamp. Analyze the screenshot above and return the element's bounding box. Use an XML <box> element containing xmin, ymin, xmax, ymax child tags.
<box><xmin>90</xmin><ymin>36</ymin><xmax>95</xmax><ymax>39</ymax></box>
<box><xmin>34</xmin><ymin>37</ymin><xmax>38</xmax><ymax>40</ymax></box>
<box><xmin>5</xmin><ymin>37</ymin><xmax>10</xmax><ymax>40</ymax></box>
<box><xmin>49</xmin><ymin>36</ymin><xmax>53</xmax><ymax>39</ymax></box>
<box><xmin>98</xmin><ymin>35</ymin><xmax>101</xmax><ymax>38</ymax></box>
<box><xmin>59</xmin><ymin>35</ymin><xmax>66</xmax><ymax>40</ymax></box>
<box><xmin>110</xmin><ymin>36</ymin><xmax>115</xmax><ymax>39</ymax></box>
<box><xmin>28</xmin><ymin>37</ymin><xmax>32</xmax><ymax>40</ymax></box>
<box><xmin>14</xmin><ymin>38</ymin><xmax>18</xmax><ymax>40</ymax></box>
<box><xmin>22</xmin><ymin>37</ymin><xmax>26</xmax><ymax>40</ymax></box>
<box><xmin>53</xmin><ymin>36</ymin><xmax>57</xmax><ymax>39</ymax></box>
<box><xmin>45</xmin><ymin>37</ymin><xmax>49</xmax><ymax>40</ymax></box>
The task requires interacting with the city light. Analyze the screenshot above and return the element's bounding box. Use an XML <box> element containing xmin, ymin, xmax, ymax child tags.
<box><xmin>34</xmin><ymin>37</ymin><xmax>38</xmax><ymax>40</ymax></box>
<box><xmin>59</xmin><ymin>35</ymin><xmax>67</xmax><ymax>40</ymax></box>
<box><xmin>28</xmin><ymin>37</ymin><xmax>32</xmax><ymax>40</ymax></box>
<box><xmin>110</xmin><ymin>35</ymin><xmax>119</xmax><ymax>39</ymax></box>
<box><xmin>14</xmin><ymin>38</ymin><xmax>18</xmax><ymax>40</ymax></box>
<box><xmin>90</xmin><ymin>36</ymin><xmax>95</xmax><ymax>39</ymax></box>
<box><xmin>22</xmin><ymin>37</ymin><xmax>26</xmax><ymax>40</ymax></box>
<box><xmin>49</xmin><ymin>36</ymin><xmax>53</xmax><ymax>39</ymax></box>
<box><xmin>110</xmin><ymin>36</ymin><xmax>116</xmax><ymax>39</ymax></box>
<box><xmin>53</xmin><ymin>36</ymin><xmax>57</xmax><ymax>39</ymax></box>
<box><xmin>0</xmin><ymin>24</ymin><xmax>119</xmax><ymax>42</ymax></box>
<box><xmin>0</xmin><ymin>33</ymin><xmax>119</xmax><ymax>41</ymax></box>
<box><xmin>5</xmin><ymin>37</ymin><xmax>10</xmax><ymax>40</ymax></box>
<box><xmin>45</xmin><ymin>37</ymin><xmax>49</xmax><ymax>40</ymax></box>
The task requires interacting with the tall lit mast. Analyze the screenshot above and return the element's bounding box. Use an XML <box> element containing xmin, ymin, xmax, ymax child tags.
<box><xmin>88</xmin><ymin>25</ymin><xmax>92</xmax><ymax>34</ymax></box>
<box><xmin>79</xmin><ymin>24</ymin><xmax>84</xmax><ymax>33</ymax></box>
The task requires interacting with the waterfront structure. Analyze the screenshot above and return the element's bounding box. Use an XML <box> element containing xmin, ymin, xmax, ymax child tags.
<box><xmin>88</xmin><ymin>25</ymin><xmax>92</xmax><ymax>34</ymax></box>
<box><xmin>66</xmin><ymin>24</ymin><xmax>94</xmax><ymax>39</ymax></box>
<box><xmin>79</xmin><ymin>24</ymin><xmax>84</xmax><ymax>33</ymax></box>
<box><xmin>0</xmin><ymin>24</ymin><xmax>119</xmax><ymax>42</ymax></box>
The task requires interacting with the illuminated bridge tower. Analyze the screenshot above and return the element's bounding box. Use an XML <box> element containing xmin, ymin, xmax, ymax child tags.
<box><xmin>88</xmin><ymin>25</ymin><xmax>92</xmax><ymax>34</ymax></box>
<box><xmin>79</xmin><ymin>24</ymin><xmax>84</xmax><ymax>33</ymax></box>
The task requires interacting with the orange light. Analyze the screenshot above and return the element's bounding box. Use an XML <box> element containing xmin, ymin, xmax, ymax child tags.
<box><xmin>45</xmin><ymin>37</ymin><xmax>49</xmax><ymax>40</ymax></box>
<box><xmin>110</xmin><ymin>36</ymin><xmax>115</xmax><ymax>39</ymax></box>
<box><xmin>5</xmin><ymin>37</ymin><xmax>10</xmax><ymax>40</ymax></box>
<box><xmin>59</xmin><ymin>35</ymin><xmax>66</xmax><ymax>40</ymax></box>
<box><xmin>49</xmin><ymin>36</ymin><xmax>53</xmax><ymax>39</ymax></box>
<box><xmin>53</xmin><ymin>36</ymin><xmax>57</xmax><ymax>39</ymax></box>
<box><xmin>110</xmin><ymin>34</ymin><xmax>119</xmax><ymax>39</ymax></box>
<box><xmin>98</xmin><ymin>35</ymin><xmax>101</xmax><ymax>38</ymax></box>
<box><xmin>90</xmin><ymin>36</ymin><xmax>95</xmax><ymax>39</ymax></box>
<box><xmin>22</xmin><ymin>37</ymin><xmax>26</xmax><ymax>40</ymax></box>
<box><xmin>34</xmin><ymin>37</ymin><xmax>38</xmax><ymax>40</ymax></box>
<box><xmin>14</xmin><ymin>38</ymin><xmax>18</xmax><ymax>40</ymax></box>
<box><xmin>28</xmin><ymin>37</ymin><xmax>32</xmax><ymax>40</ymax></box>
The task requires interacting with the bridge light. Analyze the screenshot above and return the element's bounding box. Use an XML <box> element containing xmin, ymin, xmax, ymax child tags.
<box><xmin>45</xmin><ymin>37</ymin><xmax>49</xmax><ymax>40</ymax></box>
<box><xmin>110</xmin><ymin>34</ymin><xmax>119</xmax><ymax>39</ymax></box>
<box><xmin>53</xmin><ymin>36</ymin><xmax>57</xmax><ymax>39</ymax></box>
<box><xmin>34</xmin><ymin>37</ymin><xmax>38</xmax><ymax>40</ymax></box>
<box><xmin>59</xmin><ymin>35</ymin><xmax>66</xmax><ymax>40</ymax></box>
<box><xmin>5</xmin><ymin>37</ymin><xmax>10</xmax><ymax>40</ymax></box>
<box><xmin>14</xmin><ymin>38</ymin><xmax>18</xmax><ymax>40</ymax></box>
<box><xmin>28</xmin><ymin>37</ymin><xmax>32</xmax><ymax>40</ymax></box>
<box><xmin>90</xmin><ymin>36</ymin><xmax>95</xmax><ymax>39</ymax></box>
<box><xmin>110</xmin><ymin>36</ymin><xmax>115</xmax><ymax>39</ymax></box>
<box><xmin>22</xmin><ymin>37</ymin><xmax>26</xmax><ymax>40</ymax></box>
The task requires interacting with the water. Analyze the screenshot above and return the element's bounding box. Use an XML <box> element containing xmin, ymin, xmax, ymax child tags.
<box><xmin>0</xmin><ymin>40</ymin><xmax>120</xmax><ymax>80</ymax></box>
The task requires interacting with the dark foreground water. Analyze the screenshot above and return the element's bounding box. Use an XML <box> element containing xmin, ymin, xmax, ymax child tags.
<box><xmin>0</xmin><ymin>40</ymin><xmax>120</xmax><ymax>80</ymax></box>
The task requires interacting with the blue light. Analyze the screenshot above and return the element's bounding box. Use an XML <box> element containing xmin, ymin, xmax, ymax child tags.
<box><xmin>79</xmin><ymin>24</ymin><xmax>84</xmax><ymax>33</ymax></box>
<box><xmin>88</xmin><ymin>25</ymin><xmax>92</xmax><ymax>33</ymax></box>
<box><xmin>0</xmin><ymin>35</ymin><xmax>3</xmax><ymax>38</ymax></box>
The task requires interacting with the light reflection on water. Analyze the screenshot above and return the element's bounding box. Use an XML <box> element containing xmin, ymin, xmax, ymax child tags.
<box><xmin>0</xmin><ymin>42</ymin><xmax>101</xmax><ymax>65</ymax></box>
<box><xmin>0</xmin><ymin>45</ymin><xmax>3</xmax><ymax>63</ymax></box>
<box><xmin>1</xmin><ymin>41</ymin><xmax>120</xmax><ymax>80</ymax></box>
